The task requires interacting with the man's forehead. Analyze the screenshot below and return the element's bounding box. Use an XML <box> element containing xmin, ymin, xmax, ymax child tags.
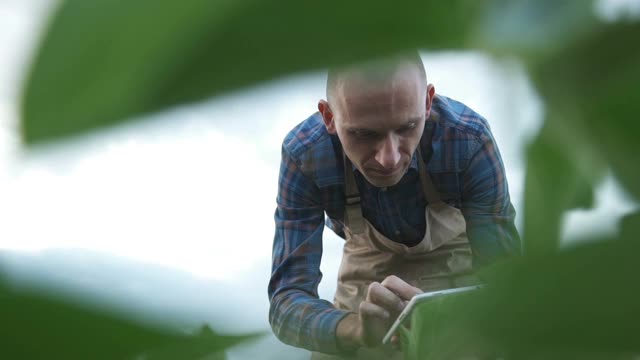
<box><xmin>334</xmin><ymin>72</ymin><xmax>425</xmax><ymax>121</ymax></box>
<box><xmin>335</xmin><ymin>65</ymin><xmax>422</xmax><ymax>94</ymax></box>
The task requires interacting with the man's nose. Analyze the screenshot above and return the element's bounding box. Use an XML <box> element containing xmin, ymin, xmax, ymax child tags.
<box><xmin>375</xmin><ymin>135</ymin><xmax>401</xmax><ymax>169</ymax></box>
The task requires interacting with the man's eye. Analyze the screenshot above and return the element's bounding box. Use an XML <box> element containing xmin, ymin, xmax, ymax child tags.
<box><xmin>352</xmin><ymin>130</ymin><xmax>380</xmax><ymax>139</ymax></box>
<box><xmin>398</xmin><ymin>123</ymin><xmax>417</xmax><ymax>134</ymax></box>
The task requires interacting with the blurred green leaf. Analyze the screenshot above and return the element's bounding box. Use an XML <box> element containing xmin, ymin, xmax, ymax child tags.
<box><xmin>406</xmin><ymin>232</ymin><xmax>640</xmax><ymax>359</ymax></box>
<box><xmin>402</xmin><ymin>291</ymin><xmax>493</xmax><ymax>359</ymax></box>
<box><xmin>530</xmin><ymin>22</ymin><xmax>640</xmax><ymax>200</ymax></box>
<box><xmin>621</xmin><ymin>211</ymin><xmax>640</xmax><ymax>240</ymax></box>
<box><xmin>521</xmin><ymin>20</ymin><xmax>640</xmax><ymax>255</ymax></box>
<box><xmin>21</xmin><ymin>0</ymin><xmax>485</xmax><ymax>144</ymax></box>
<box><xmin>405</xmin><ymin>12</ymin><xmax>640</xmax><ymax>353</ymax></box>
<box><xmin>139</xmin><ymin>325</ymin><xmax>260</xmax><ymax>360</ymax></box>
<box><xmin>0</xmin><ymin>283</ymin><xmax>261</xmax><ymax>359</ymax></box>
<box><xmin>523</xmin><ymin>120</ymin><xmax>600</xmax><ymax>255</ymax></box>
<box><xmin>21</xmin><ymin>0</ymin><xmax>615</xmax><ymax>146</ymax></box>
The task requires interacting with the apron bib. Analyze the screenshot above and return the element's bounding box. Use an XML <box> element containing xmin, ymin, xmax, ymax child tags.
<box><xmin>312</xmin><ymin>149</ymin><xmax>476</xmax><ymax>359</ymax></box>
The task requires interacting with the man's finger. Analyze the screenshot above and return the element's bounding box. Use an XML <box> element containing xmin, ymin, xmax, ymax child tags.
<box><xmin>359</xmin><ymin>300</ymin><xmax>390</xmax><ymax>320</ymax></box>
<box><xmin>381</xmin><ymin>275</ymin><xmax>423</xmax><ymax>301</ymax></box>
<box><xmin>359</xmin><ymin>301</ymin><xmax>392</xmax><ymax>347</ymax></box>
<box><xmin>391</xmin><ymin>334</ymin><xmax>402</xmax><ymax>351</ymax></box>
<box><xmin>366</xmin><ymin>281</ymin><xmax>405</xmax><ymax>314</ymax></box>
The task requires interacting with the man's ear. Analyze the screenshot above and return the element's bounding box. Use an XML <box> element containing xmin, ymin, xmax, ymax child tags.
<box><xmin>318</xmin><ymin>100</ymin><xmax>337</xmax><ymax>134</ymax></box>
<box><xmin>425</xmin><ymin>84</ymin><xmax>436</xmax><ymax>120</ymax></box>
<box><xmin>425</xmin><ymin>84</ymin><xmax>436</xmax><ymax>114</ymax></box>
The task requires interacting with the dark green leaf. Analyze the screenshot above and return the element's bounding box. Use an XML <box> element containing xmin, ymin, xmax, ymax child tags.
<box><xmin>0</xmin><ymin>283</ymin><xmax>261</xmax><ymax>359</ymax></box>
<box><xmin>21</xmin><ymin>0</ymin><xmax>484</xmax><ymax>144</ymax></box>
<box><xmin>530</xmin><ymin>22</ymin><xmax>640</xmax><ymax>199</ymax></box>
<box><xmin>521</xmin><ymin>21</ymin><xmax>640</xmax><ymax>254</ymax></box>
<box><xmin>407</xmin><ymin>233</ymin><xmax>640</xmax><ymax>359</ymax></box>
<box><xmin>522</xmin><ymin>121</ymin><xmax>600</xmax><ymax>255</ymax></box>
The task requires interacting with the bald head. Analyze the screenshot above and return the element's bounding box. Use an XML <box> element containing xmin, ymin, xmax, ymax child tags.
<box><xmin>326</xmin><ymin>51</ymin><xmax>427</xmax><ymax>109</ymax></box>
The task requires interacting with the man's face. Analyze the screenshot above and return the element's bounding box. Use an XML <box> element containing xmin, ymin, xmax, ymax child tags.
<box><xmin>321</xmin><ymin>67</ymin><xmax>432</xmax><ymax>188</ymax></box>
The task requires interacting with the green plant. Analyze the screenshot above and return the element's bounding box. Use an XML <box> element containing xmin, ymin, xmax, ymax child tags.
<box><xmin>0</xmin><ymin>279</ymin><xmax>261</xmax><ymax>359</ymax></box>
<box><xmin>17</xmin><ymin>0</ymin><xmax>640</xmax><ymax>358</ymax></box>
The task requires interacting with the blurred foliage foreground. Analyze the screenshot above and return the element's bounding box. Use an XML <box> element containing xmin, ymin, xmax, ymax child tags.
<box><xmin>401</xmin><ymin>213</ymin><xmax>640</xmax><ymax>359</ymax></box>
<box><xmin>10</xmin><ymin>0</ymin><xmax>640</xmax><ymax>359</ymax></box>
<box><xmin>0</xmin><ymin>277</ymin><xmax>259</xmax><ymax>359</ymax></box>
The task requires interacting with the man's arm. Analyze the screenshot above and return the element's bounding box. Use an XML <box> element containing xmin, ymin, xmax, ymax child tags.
<box><xmin>268</xmin><ymin>145</ymin><xmax>351</xmax><ymax>354</ymax></box>
<box><xmin>461</xmin><ymin>131</ymin><xmax>522</xmax><ymax>268</ymax></box>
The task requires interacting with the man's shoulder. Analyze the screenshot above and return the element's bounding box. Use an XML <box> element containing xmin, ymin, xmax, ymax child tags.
<box><xmin>432</xmin><ymin>95</ymin><xmax>493</xmax><ymax>141</ymax></box>
<box><xmin>281</xmin><ymin>113</ymin><xmax>342</xmax><ymax>188</ymax></box>
<box><xmin>427</xmin><ymin>95</ymin><xmax>495</xmax><ymax>173</ymax></box>
<box><xmin>282</xmin><ymin>113</ymin><xmax>330</xmax><ymax>157</ymax></box>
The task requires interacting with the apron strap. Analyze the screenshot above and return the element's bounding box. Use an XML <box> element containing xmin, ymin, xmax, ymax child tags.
<box><xmin>343</xmin><ymin>154</ymin><xmax>366</xmax><ymax>234</ymax></box>
<box><xmin>417</xmin><ymin>121</ymin><xmax>445</xmax><ymax>207</ymax></box>
<box><xmin>417</xmin><ymin>146</ymin><xmax>445</xmax><ymax>207</ymax></box>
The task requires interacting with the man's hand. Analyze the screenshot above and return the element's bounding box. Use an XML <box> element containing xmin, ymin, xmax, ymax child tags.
<box><xmin>336</xmin><ymin>275</ymin><xmax>422</xmax><ymax>350</ymax></box>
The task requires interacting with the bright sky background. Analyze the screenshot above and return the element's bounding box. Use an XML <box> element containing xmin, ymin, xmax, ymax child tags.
<box><xmin>0</xmin><ymin>0</ymin><xmax>638</xmax><ymax>359</ymax></box>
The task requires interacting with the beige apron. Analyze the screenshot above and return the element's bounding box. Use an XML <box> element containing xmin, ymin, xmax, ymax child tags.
<box><xmin>312</xmin><ymin>148</ymin><xmax>476</xmax><ymax>359</ymax></box>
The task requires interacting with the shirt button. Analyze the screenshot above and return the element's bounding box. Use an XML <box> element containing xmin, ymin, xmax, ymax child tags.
<box><xmin>395</xmin><ymin>230</ymin><xmax>401</xmax><ymax>236</ymax></box>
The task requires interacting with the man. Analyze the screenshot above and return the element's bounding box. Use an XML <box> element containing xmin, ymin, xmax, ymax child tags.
<box><xmin>268</xmin><ymin>51</ymin><xmax>520</xmax><ymax>358</ymax></box>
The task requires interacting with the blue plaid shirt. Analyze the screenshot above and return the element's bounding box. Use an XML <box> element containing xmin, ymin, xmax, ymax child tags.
<box><xmin>268</xmin><ymin>95</ymin><xmax>521</xmax><ymax>354</ymax></box>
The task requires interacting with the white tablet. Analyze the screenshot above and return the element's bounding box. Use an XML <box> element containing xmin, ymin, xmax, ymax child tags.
<box><xmin>382</xmin><ymin>285</ymin><xmax>483</xmax><ymax>344</ymax></box>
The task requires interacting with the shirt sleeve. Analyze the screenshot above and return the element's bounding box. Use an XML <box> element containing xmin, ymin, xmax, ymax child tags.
<box><xmin>461</xmin><ymin>131</ymin><xmax>522</xmax><ymax>268</ymax></box>
<box><xmin>268</xmin><ymin>144</ymin><xmax>351</xmax><ymax>354</ymax></box>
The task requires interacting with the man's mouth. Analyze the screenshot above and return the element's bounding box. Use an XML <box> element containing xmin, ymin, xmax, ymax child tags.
<box><xmin>369</xmin><ymin>166</ymin><xmax>401</xmax><ymax>177</ymax></box>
